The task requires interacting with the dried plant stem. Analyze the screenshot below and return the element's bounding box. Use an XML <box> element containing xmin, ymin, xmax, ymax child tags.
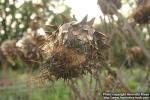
<box><xmin>79</xmin><ymin>77</ymin><xmax>92</xmax><ymax>100</ymax></box>
<box><xmin>100</xmin><ymin>0</ymin><xmax>150</xmax><ymax>61</ymax></box>
<box><xmin>92</xmin><ymin>71</ymin><xmax>102</xmax><ymax>100</ymax></box>
<box><xmin>67</xmin><ymin>80</ymin><xmax>86</xmax><ymax>100</ymax></box>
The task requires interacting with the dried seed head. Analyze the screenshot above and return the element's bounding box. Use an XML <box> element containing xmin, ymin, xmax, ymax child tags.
<box><xmin>40</xmin><ymin>16</ymin><xmax>109</xmax><ymax>80</ymax></box>
<box><xmin>130</xmin><ymin>0</ymin><xmax>150</xmax><ymax>24</ymax></box>
<box><xmin>17</xmin><ymin>34</ymin><xmax>43</xmax><ymax>65</ymax></box>
<box><xmin>0</xmin><ymin>40</ymin><xmax>24</xmax><ymax>65</ymax></box>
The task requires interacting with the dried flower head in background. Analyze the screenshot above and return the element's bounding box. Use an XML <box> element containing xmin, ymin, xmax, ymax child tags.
<box><xmin>0</xmin><ymin>40</ymin><xmax>24</xmax><ymax>65</ymax></box>
<box><xmin>97</xmin><ymin>0</ymin><xmax>122</xmax><ymax>15</ymax></box>
<box><xmin>40</xmin><ymin>16</ymin><xmax>109</xmax><ymax>80</ymax></box>
<box><xmin>130</xmin><ymin>0</ymin><xmax>150</xmax><ymax>24</ymax></box>
<box><xmin>125</xmin><ymin>46</ymin><xmax>144</xmax><ymax>67</ymax></box>
<box><xmin>16</xmin><ymin>33</ymin><xmax>45</xmax><ymax>66</ymax></box>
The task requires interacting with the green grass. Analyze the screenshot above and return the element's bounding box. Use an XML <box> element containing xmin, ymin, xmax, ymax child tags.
<box><xmin>0</xmin><ymin>80</ymin><xmax>69</xmax><ymax>100</ymax></box>
<box><xmin>121</xmin><ymin>66</ymin><xmax>149</xmax><ymax>92</ymax></box>
<box><xmin>0</xmin><ymin>70</ymin><xmax>69</xmax><ymax>100</ymax></box>
<box><xmin>0</xmin><ymin>66</ymin><xmax>149</xmax><ymax>100</ymax></box>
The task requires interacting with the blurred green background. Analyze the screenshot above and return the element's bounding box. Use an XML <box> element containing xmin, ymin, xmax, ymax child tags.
<box><xmin>0</xmin><ymin>0</ymin><xmax>150</xmax><ymax>100</ymax></box>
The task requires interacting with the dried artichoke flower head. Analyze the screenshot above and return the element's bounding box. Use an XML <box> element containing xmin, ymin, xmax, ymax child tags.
<box><xmin>0</xmin><ymin>40</ymin><xmax>23</xmax><ymax>65</ymax></box>
<box><xmin>40</xmin><ymin>16</ymin><xmax>109</xmax><ymax>80</ymax></box>
<box><xmin>17</xmin><ymin>33</ymin><xmax>43</xmax><ymax>65</ymax></box>
<box><xmin>1</xmin><ymin>40</ymin><xmax>16</xmax><ymax>56</ymax></box>
<box><xmin>129</xmin><ymin>0</ymin><xmax>150</xmax><ymax>24</ymax></box>
<box><xmin>58</xmin><ymin>16</ymin><xmax>95</xmax><ymax>55</ymax></box>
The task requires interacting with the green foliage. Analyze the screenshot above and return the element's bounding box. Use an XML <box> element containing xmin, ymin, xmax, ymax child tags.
<box><xmin>0</xmin><ymin>66</ymin><xmax>149</xmax><ymax>100</ymax></box>
<box><xmin>0</xmin><ymin>70</ymin><xmax>69</xmax><ymax>100</ymax></box>
<box><xmin>122</xmin><ymin>66</ymin><xmax>149</xmax><ymax>92</ymax></box>
<box><xmin>0</xmin><ymin>0</ymin><xmax>71</xmax><ymax>42</ymax></box>
<box><xmin>0</xmin><ymin>81</ymin><xmax>69</xmax><ymax>100</ymax></box>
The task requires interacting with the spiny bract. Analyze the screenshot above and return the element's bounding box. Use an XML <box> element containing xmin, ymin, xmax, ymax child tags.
<box><xmin>40</xmin><ymin>16</ymin><xmax>109</xmax><ymax>80</ymax></box>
